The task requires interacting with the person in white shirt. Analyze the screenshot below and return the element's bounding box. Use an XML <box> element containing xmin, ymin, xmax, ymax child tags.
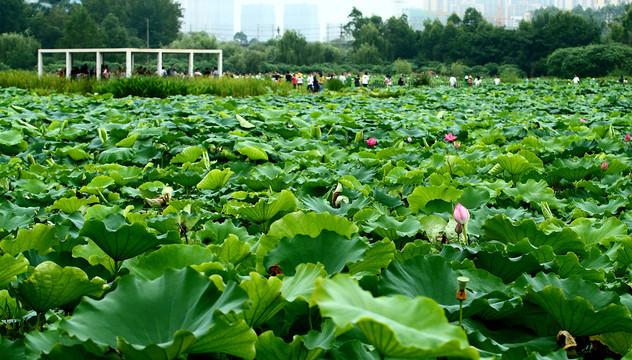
<box><xmin>494</xmin><ymin>75</ymin><xmax>501</xmax><ymax>85</ymax></box>
<box><xmin>449</xmin><ymin>76</ymin><xmax>457</xmax><ymax>87</ymax></box>
<box><xmin>362</xmin><ymin>72</ymin><xmax>369</xmax><ymax>87</ymax></box>
<box><xmin>572</xmin><ymin>75</ymin><xmax>580</xmax><ymax>83</ymax></box>
<box><xmin>339</xmin><ymin>73</ymin><xmax>346</xmax><ymax>83</ymax></box>
<box><xmin>474</xmin><ymin>76</ymin><xmax>481</xmax><ymax>86</ymax></box>
<box><xmin>307</xmin><ymin>73</ymin><xmax>314</xmax><ymax>91</ymax></box>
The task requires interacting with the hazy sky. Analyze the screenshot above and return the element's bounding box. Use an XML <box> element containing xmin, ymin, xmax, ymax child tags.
<box><xmin>235</xmin><ymin>0</ymin><xmax>417</xmax><ymax>30</ymax></box>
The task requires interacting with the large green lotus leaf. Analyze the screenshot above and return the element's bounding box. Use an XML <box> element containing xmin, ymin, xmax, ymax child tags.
<box><xmin>256</xmin><ymin>211</ymin><xmax>358</xmax><ymax>273</ymax></box>
<box><xmin>130</xmin><ymin>244</ymin><xmax>216</xmax><ymax>280</ymax></box>
<box><xmin>254</xmin><ymin>320</ymin><xmax>335</xmax><ymax>360</ymax></box>
<box><xmin>281</xmin><ymin>263</ymin><xmax>328</xmax><ymax>303</ymax></box>
<box><xmin>79</xmin><ymin>213</ymin><xmax>180</xmax><ymax>261</ymax></box>
<box><xmin>97</xmin><ymin>147</ymin><xmax>134</xmax><ymax>163</ymax></box>
<box><xmin>200</xmin><ymin>219</ymin><xmax>255</xmax><ymax>244</ymax></box>
<box><xmin>115</xmin><ymin>133</ymin><xmax>139</xmax><ymax>147</ymax></box>
<box><xmin>225</xmin><ymin>190</ymin><xmax>297</xmax><ymax>224</ymax></box>
<box><xmin>462</xmin><ymin>318</ymin><xmax>557</xmax><ymax>357</ymax></box>
<box><xmin>109</xmin><ymin>166</ymin><xmax>142</xmax><ymax>186</ymax></box>
<box><xmin>419</xmin><ymin>215</ymin><xmax>448</xmax><ymax>243</ymax></box>
<box><xmin>185</xmin><ymin>317</ymin><xmax>257</xmax><ymax>357</ymax></box>
<box><xmin>570</xmin><ymin>217</ymin><xmax>628</xmax><ymax>245</ymax></box>
<box><xmin>61</xmin><ymin>267</ymin><xmax>255</xmax><ymax>360</ymax></box>
<box><xmin>0</xmin><ymin>338</ymin><xmax>25</xmax><ymax>360</ymax></box>
<box><xmin>327</xmin><ymin>340</ymin><xmax>379</xmax><ymax>360</ymax></box>
<box><xmin>208</xmin><ymin>234</ymin><xmax>251</xmax><ymax>265</ymax></box>
<box><xmin>514</xmin><ymin>272</ymin><xmax>632</xmax><ymax>336</ymax></box>
<box><xmin>237</xmin><ymin>146</ymin><xmax>268</xmax><ymax>161</ymax></box>
<box><xmin>0</xmin><ymin>129</ymin><xmax>24</xmax><ymax>146</ymax></box>
<box><xmin>555</xmin><ymin>253</ymin><xmax>604</xmax><ymax>282</ymax></box>
<box><xmin>595</xmin><ymin>332</ymin><xmax>632</xmax><ymax>355</ymax></box>
<box><xmin>394</xmin><ymin>240</ymin><xmax>433</xmax><ymax>263</ymax></box>
<box><xmin>482</xmin><ymin>214</ymin><xmax>585</xmax><ymax>255</ymax></box>
<box><xmin>311</xmin><ymin>274</ymin><xmax>479</xmax><ymax>359</ymax></box>
<box><xmin>0</xmin><ymin>289</ymin><xmax>23</xmax><ymax>320</ymax></box>
<box><xmin>362</xmin><ymin>215</ymin><xmax>422</xmax><ymax>241</ymax></box>
<box><xmin>25</xmin><ymin>328</ymin><xmax>114</xmax><ymax>360</ymax></box>
<box><xmin>495</xmin><ymin>154</ymin><xmax>536</xmax><ymax>176</ymax></box>
<box><xmin>550</xmin><ymin>158</ymin><xmax>598</xmax><ymax>182</ymax></box>
<box><xmin>408</xmin><ymin>185</ymin><xmax>463</xmax><ymax>214</ymax></box>
<box><xmin>502</xmin><ymin>180</ymin><xmax>566</xmax><ymax>209</ymax></box>
<box><xmin>474</xmin><ymin>245</ymin><xmax>545</xmax><ymax>283</ymax></box>
<box><xmin>0</xmin><ymin>253</ymin><xmax>29</xmax><ymax>288</ymax></box>
<box><xmin>458</xmin><ymin>187</ymin><xmax>492</xmax><ymax>209</ymax></box>
<box><xmin>72</xmin><ymin>240</ymin><xmax>117</xmax><ymax>275</ymax></box>
<box><xmin>264</xmin><ymin>230</ymin><xmax>367</xmax><ymax>276</ymax></box>
<box><xmin>1</xmin><ymin>223</ymin><xmax>59</xmax><ymax>256</ymax></box>
<box><xmin>220</xmin><ymin>272</ymin><xmax>286</xmax><ymax>328</ymax></box>
<box><xmin>377</xmin><ymin>255</ymin><xmax>515</xmax><ymax>321</ymax></box>
<box><xmin>347</xmin><ymin>238</ymin><xmax>395</xmax><ymax>277</ymax></box>
<box><xmin>196</xmin><ymin>168</ymin><xmax>234</xmax><ymax>190</ymax></box>
<box><xmin>170</xmin><ymin>145</ymin><xmax>204</xmax><ymax>164</ymax></box>
<box><xmin>572</xmin><ymin>196</ymin><xmax>627</xmax><ymax>217</ymax></box>
<box><xmin>48</xmin><ymin>196</ymin><xmax>99</xmax><ymax>214</ymax></box>
<box><xmin>169</xmin><ymin>170</ymin><xmax>203</xmax><ymax>188</ymax></box>
<box><xmin>16</xmin><ymin>261</ymin><xmax>107</xmax><ymax>313</ymax></box>
<box><xmin>0</xmin><ymin>202</ymin><xmax>38</xmax><ymax>235</ymax></box>
<box><xmin>616</xmin><ymin>238</ymin><xmax>632</xmax><ymax>271</ymax></box>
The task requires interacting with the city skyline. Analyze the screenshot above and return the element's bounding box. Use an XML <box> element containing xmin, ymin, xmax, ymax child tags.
<box><xmin>179</xmin><ymin>0</ymin><xmax>630</xmax><ymax>42</ymax></box>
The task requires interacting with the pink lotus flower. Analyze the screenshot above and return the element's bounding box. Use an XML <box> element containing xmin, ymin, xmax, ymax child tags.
<box><xmin>625</xmin><ymin>133</ymin><xmax>630</xmax><ymax>142</ymax></box>
<box><xmin>454</xmin><ymin>142</ymin><xmax>460</xmax><ymax>149</ymax></box>
<box><xmin>601</xmin><ymin>161</ymin><xmax>608</xmax><ymax>171</ymax></box>
<box><xmin>453</xmin><ymin>203</ymin><xmax>470</xmax><ymax>225</ymax></box>
<box><xmin>366</xmin><ymin>137</ymin><xmax>377</xmax><ymax>147</ymax></box>
<box><xmin>407</xmin><ymin>136</ymin><xmax>412</xmax><ymax>142</ymax></box>
<box><xmin>444</xmin><ymin>132</ymin><xmax>457</xmax><ymax>142</ymax></box>
<box><xmin>580</xmin><ymin>118</ymin><xmax>587</xmax><ymax>123</ymax></box>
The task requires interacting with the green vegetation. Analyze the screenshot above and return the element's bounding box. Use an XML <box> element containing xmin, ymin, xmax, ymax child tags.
<box><xmin>2</xmin><ymin>1</ymin><xmax>632</xmax><ymax>77</ymax></box>
<box><xmin>0</xmin><ymin>81</ymin><xmax>631</xmax><ymax>358</ymax></box>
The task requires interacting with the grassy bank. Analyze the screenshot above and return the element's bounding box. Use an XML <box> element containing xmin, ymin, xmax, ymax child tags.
<box><xmin>0</xmin><ymin>70</ymin><xmax>298</xmax><ymax>97</ymax></box>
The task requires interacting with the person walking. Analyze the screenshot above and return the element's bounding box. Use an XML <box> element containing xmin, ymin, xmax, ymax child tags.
<box><xmin>362</xmin><ymin>72</ymin><xmax>369</xmax><ymax>87</ymax></box>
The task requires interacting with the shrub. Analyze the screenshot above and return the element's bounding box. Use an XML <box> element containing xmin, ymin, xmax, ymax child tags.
<box><xmin>326</xmin><ymin>78</ymin><xmax>344</xmax><ymax>91</ymax></box>
<box><xmin>393</xmin><ymin>59</ymin><xmax>413</xmax><ymax>74</ymax></box>
<box><xmin>0</xmin><ymin>33</ymin><xmax>40</xmax><ymax>70</ymax></box>
<box><xmin>499</xmin><ymin>65</ymin><xmax>525</xmax><ymax>83</ymax></box>
<box><xmin>411</xmin><ymin>73</ymin><xmax>431</xmax><ymax>87</ymax></box>
<box><xmin>545</xmin><ymin>43</ymin><xmax>632</xmax><ymax>78</ymax></box>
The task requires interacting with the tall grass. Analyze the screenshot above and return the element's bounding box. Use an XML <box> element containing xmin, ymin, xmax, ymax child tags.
<box><xmin>0</xmin><ymin>70</ymin><xmax>298</xmax><ymax>97</ymax></box>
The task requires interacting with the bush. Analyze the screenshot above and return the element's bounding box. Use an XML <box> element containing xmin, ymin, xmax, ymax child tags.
<box><xmin>326</xmin><ymin>78</ymin><xmax>344</xmax><ymax>91</ymax></box>
<box><xmin>499</xmin><ymin>64</ymin><xmax>525</xmax><ymax>83</ymax></box>
<box><xmin>393</xmin><ymin>59</ymin><xmax>413</xmax><ymax>74</ymax></box>
<box><xmin>0</xmin><ymin>33</ymin><xmax>40</xmax><ymax>70</ymax></box>
<box><xmin>545</xmin><ymin>43</ymin><xmax>632</xmax><ymax>78</ymax></box>
<box><xmin>411</xmin><ymin>73</ymin><xmax>431</xmax><ymax>87</ymax></box>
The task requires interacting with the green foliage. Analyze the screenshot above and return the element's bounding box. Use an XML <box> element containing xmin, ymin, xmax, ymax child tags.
<box><xmin>546</xmin><ymin>43</ymin><xmax>632</xmax><ymax>78</ymax></box>
<box><xmin>326</xmin><ymin>78</ymin><xmax>344</xmax><ymax>91</ymax></box>
<box><xmin>0</xmin><ymin>33</ymin><xmax>40</xmax><ymax>70</ymax></box>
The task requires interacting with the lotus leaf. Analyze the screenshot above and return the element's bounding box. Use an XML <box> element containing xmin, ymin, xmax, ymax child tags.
<box><xmin>311</xmin><ymin>274</ymin><xmax>479</xmax><ymax>359</ymax></box>
<box><xmin>80</xmin><ymin>213</ymin><xmax>180</xmax><ymax>261</ymax></box>
<box><xmin>170</xmin><ymin>145</ymin><xmax>204</xmax><ymax>164</ymax></box>
<box><xmin>16</xmin><ymin>261</ymin><xmax>107</xmax><ymax>313</ymax></box>
<box><xmin>407</xmin><ymin>184</ymin><xmax>463</xmax><ymax>214</ymax></box>
<box><xmin>264</xmin><ymin>230</ymin><xmax>367</xmax><ymax>276</ymax></box>
<box><xmin>0</xmin><ymin>224</ymin><xmax>59</xmax><ymax>256</ymax></box>
<box><xmin>0</xmin><ymin>254</ymin><xmax>29</xmax><ymax>288</ymax></box>
<box><xmin>196</xmin><ymin>168</ymin><xmax>234</xmax><ymax>190</ymax></box>
<box><xmin>61</xmin><ymin>267</ymin><xmax>255</xmax><ymax>359</ymax></box>
<box><xmin>130</xmin><ymin>244</ymin><xmax>216</xmax><ymax>280</ymax></box>
<box><xmin>254</xmin><ymin>320</ymin><xmax>335</xmax><ymax>360</ymax></box>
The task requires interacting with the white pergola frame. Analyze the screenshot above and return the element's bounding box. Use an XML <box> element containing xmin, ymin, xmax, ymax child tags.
<box><xmin>37</xmin><ymin>48</ymin><xmax>223</xmax><ymax>79</ymax></box>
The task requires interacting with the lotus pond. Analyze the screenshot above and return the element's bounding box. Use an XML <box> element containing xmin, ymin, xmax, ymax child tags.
<box><xmin>1</xmin><ymin>81</ymin><xmax>632</xmax><ymax>359</ymax></box>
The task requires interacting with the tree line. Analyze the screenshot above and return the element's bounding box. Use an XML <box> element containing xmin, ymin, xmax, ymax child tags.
<box><xmin>1</xmin><ymin>0</ymin><xmax>632</xmax><ymax>78</ymax></box>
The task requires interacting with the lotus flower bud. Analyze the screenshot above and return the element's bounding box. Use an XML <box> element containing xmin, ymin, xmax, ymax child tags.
<box><xmin>601</xmin><ymin>161</ymin><xmax>608</xmax><ymax>171</ymax></box>
<box><xmin>407</xmin><ymin>136</ymin><xmax>412</xmax><ymax>142</ymax></box>
<box><xmin>454</xmin><ymin>142</ymin><xmax>460</xmax><ymax>149</ymax></box>
<box><xmin>625</xmin><ymin>133</ymin><xmax>631</xmax><ymax>142</ymax></box>
<box><xmin>579</xmin><ymin>118</ymin><xmax>587</xmax><ymax>123</ymax></box>
<box><xmin>455</xmin><ymin>223</ymin><xmax>463</xmax><ymax>234</ymax></box>
<box><xmin>366</xmin><ymin>137</ymin><xmax>377</xmax><ymax>147</ymax></box>
<box><xmin>453</xmin><ymin>203</ymin><xmax>470</xmax><ymax>225</ymax></box>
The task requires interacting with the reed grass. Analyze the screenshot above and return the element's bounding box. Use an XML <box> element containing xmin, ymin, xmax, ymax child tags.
<box><xmin>0</xmin><ymin>70</ymin><xmax>299</xmax><ymax>98</ymax></box>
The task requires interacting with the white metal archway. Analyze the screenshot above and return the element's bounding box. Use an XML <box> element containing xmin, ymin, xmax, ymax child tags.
<box><xmin>37</xmin><ymin>48</ymin><xmax>223</xmax><ymax>79</ymax></box>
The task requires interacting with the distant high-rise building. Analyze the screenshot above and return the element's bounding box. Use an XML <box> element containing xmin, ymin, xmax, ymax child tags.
<box><xmin>283</xmin><ymin>4</ymin><xmax>320</xmax><ymax>42</ymax></box>
<box><xmin>403</xmin><ymin>8</ymin><xmax>428</xmax><ymax>31</ymax></box>
<box><xmin>179</xmin><ymin>0</ymin><xmax>234</xmax><ymax>41</ymax></box>
<box><xmin>241</xmin><ymin>4</ymin><xmax>276</xmax><ymax>42</ymax></box>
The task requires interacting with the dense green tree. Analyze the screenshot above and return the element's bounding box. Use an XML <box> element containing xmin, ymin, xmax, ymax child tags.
<box><xmin>234</xmin><ymin>31</ymin><xmax>248</xmax><ymax>45</ymax></box>
<box><xmin>462</xmin><ymin>8</ymin><xmax>485</xmax><ymax>30</ymax></box>
<box><xmin>1</xmin><ymin>0</ymin><xmax>27</xmax><ymax>34</ymax></box>
<box><xmin>100</xmin><ymin>13</ymin><xmax>129</xmax><ymax>48</ymax></box>
<box><xmin>276</xmin><ymin>30</ymin><xmax>308</xmax><ymax>65</ymax></box>
<box><xmin>167</xmin><ymin>31</ymin><xmax>218</xmax><ymax>49</ymax></box>
<box><xmin>57</xmin><ymin>6</ymin><xmax>104</xmax><ymax>48</ymax></box>
<box><xmin>383</xmin><ymin>16</ymin><xmax>418</xmax><ymax>60</ymax></box>
<box><xmin>26</xmin><ymin>5</ymin><xmax>69</xmax><ymax>49</ymax></box>
<box><xmin>124</xmin><ymin>0</ymin><xmax>183</xmax><ymax>47</ymax></box>
<box><xmin>0</xmin><ymin>32</ymin><xmax>40</xmax><ymax>69</ymax></box>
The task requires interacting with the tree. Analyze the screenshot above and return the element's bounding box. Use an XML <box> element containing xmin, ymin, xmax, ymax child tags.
<box><xmin>0</xmin><ymin>33</ymin><xmax>40</xmax><ymax>69</ymax></box>
<box><xmin>353</xmin><ymin>43</ymin><xmax>382</xmax><ymax>64</ymax></box>
<box><xmin>1</xmin><ymin>0</ymin><xmax>27</xmax><ymax>34</ymax></box>
<box><xmin>462</xmin><ymin>8</ymin><xmax>485</xmax><ymax>30</ymax></box>
<box><xmin>100</xmin><ymin>13</ymin><xmax>129</xmax><ymax>48</ymax></box>
<box><xmin>234</xmin><ymin>31</ymin><xmax>248</xmax><ymax>45</ymax></box>
<box><xmin>57</xmin><ymin>6</ymin><xmax>104</xmax><ymax>48</ymax></box>
<box><xmin>383</xmin><ymin>15</ymin><xmax>417</xmax><ymax>60</ymax></box>
<box><xmin>27</xmin><ymin>5</ymin><xmax>69</xmax><ymax>49</ymax></box>
<box><xmin>124</xmin><ymin>0</ymin><xmax>183</xmax><ymax>47</ymax></box>
<box><xmin>276</xmin><ymin>30</ymin><xmax>308</xmax><ymax>65</ymax></box>
<box><xmin>167</xmin><ymin>31</ymin><xmax>217</xmax><ymax>49</ymax></box>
